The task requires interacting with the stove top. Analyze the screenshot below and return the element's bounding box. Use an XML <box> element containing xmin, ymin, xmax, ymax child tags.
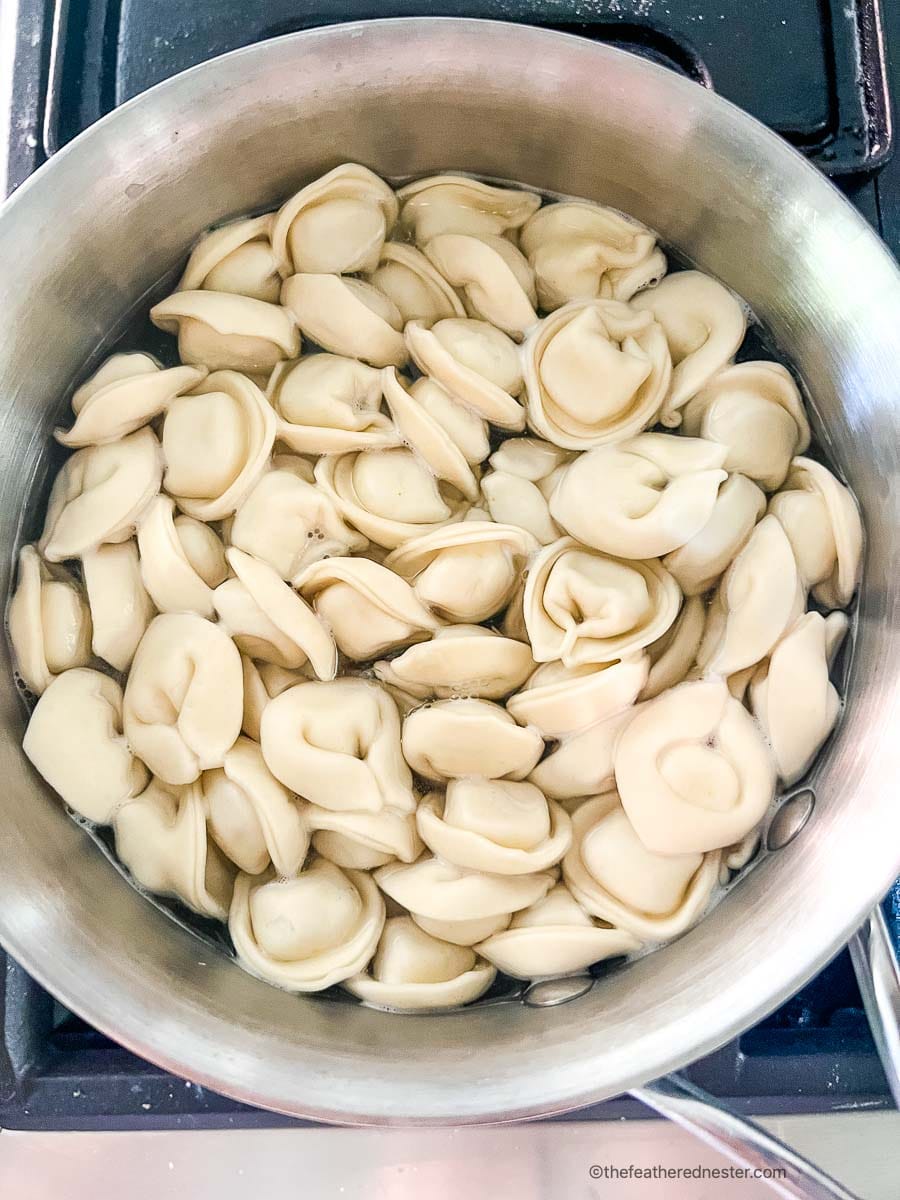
<box><xmin>1</xmin><ymin>0</ymin><xmax>898</xmax><ymax>1132</ymax></box>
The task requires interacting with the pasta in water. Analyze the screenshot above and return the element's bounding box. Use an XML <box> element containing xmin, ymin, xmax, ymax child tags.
<box><xmin>12</xmin><ymin>166</ymin><xmax>862</xmax><ymax>1011</ymax></box>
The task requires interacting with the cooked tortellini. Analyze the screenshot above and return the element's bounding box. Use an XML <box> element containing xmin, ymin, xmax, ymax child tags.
<box><xmin>57</xmin><ymin>353</ymin><xmax>206</xmax><ymax>448</ymax></box>
<box><xmin>521</xmin><ymin>201</ymin><xmax>665</xmax><ymax>309</ymax></box>
<box><xmin>282</xmin><ymin>274</ymin><xmax>406</xmax><ymax>368</ymax></box>
<box><xmin>480</xmin><ymin>437</ymin><xmax>572</xmax><ymax>545</ymax></box>
<box><xmin>750</xmin><ymin>611</ymin><xmax>848</xmax><ymax>785</ymax></box>
<box><xmin>476</xmin><ymin>883</ymin><xmax>641</xmax><ymax>979</ymax></box>
<box><xmin>229</xmin><ymin>858</ymin><xmax>385</xmax><ymax>992</ymax></box>
<box><xmin>267</xmin><ymin>354</ymin><xmax>399</xmax><ymax>454</ymax></box>
<box><xmin>123</xmin><ymin>613</ymin><xmax>243</xmax><ymax>786</ymax></box>
<box><xmin>385</xmin><ymin>520</ymin><xmax>536</xmax><ymax>622</ymax></box>
<box><xmin>9</xmin><ymin>546</ymin><xmax>92</xmax><ymax>694</ymax></box>
<box><xmin>81</xmin><ymin>540</ymin><xmax>155</xmax><ymax>672</ymax></box>
<box><xmin>24</xmin><ymin>668</ymin><xmax>148</xmax><ymax>822</ymax></box>
<box><xmin>114</xmin><ymin>777</ymin><xmax>235</xmax><ymax>920</ymax></box>
<box><xmin>151</xmin><ymin>289</ymin><xmax>299</xmax><ymax>373</ymax></box>
<box><xmin>344</xmin><ymin>915</ymin><xmax>495</xmax><ymax>1010</ymax></box>
<box><xmin>523</xmin><ymin>299</ymin><xmax>671</xmax><ymax>449</ymax></box>
<box><xmin>563</xmin><ymin>793</ymin><xmax>722</xmax><ymax>940</ymax></box>
<box><xmin>524</xmin><ymin>537</ymin><xmax>681</xmax><ymax>667</ymax></box>
<box><xmin>365</xmin><ymin>243</ymin><xmax>465</xmax><ymax>325</ymax></box>
<box><xmin>19</xmin><ymin>168</ymin><xmax>862</xmax><ymax>1011</ymax></box>
<box><xmin>416</xmin><ymin>780</ymin><xmax>571</xmax><ymax>875</ymax></box>
<box><xmin>179</xmin><ymin>214</ymin><xmax>280</xmax><ymax>302</ymax></box>
<box><xmin>396</xmin><ymin>175</ymin><xmax>540</xmax><ymax>243</ymax></box>
<box><xmin>260</xmin><ymin>678</ymin><xmax>416</xmax><ymax>813</ymax></box>
<box><xmin>549</xmin><ymin>433</ymin><xmax>728</xmax><ymax>559</ymax></box>
<box><xmin>405</xmin><ymin>318</ymin><xmax>526</xmax><ymax>430</ymax></box>
<box><xmin>162</xmin><ymin>371</ymin><xmax>276</xmax><ymax>520</ymax></box>
<box><xmin>315</xmin><ymin>447</ymin><xmax>470</xmax><ymax>549</ymax></box>
<box><xmin>631</xmin><ymin>271</ymin><xmax>746</xmax><ymax>413</ymax></box>
<box><xmin>403</xmin><ymin>699</ymin><xmax>544</xmax><ymax>782</ymax></box>
<box><xmin>681</xmin><ymin>362</ymin><xmax>810</xmax><ymax>491</ymax></box>
<box><xmin>615</xmin><ymin>679</ymin><xmax>776</xmax><ymax>854</ymax></box>
<box><xmin>137</xmin><ymin>495</ymin><xmax>227</xmax><ymax>618</ymax></box>
<box><xmin>230</xmin><ymin>457</ymin><xmax>366</xmax><ymax>582</ymax></box>
<box><xmin>202</xmin><ymin>735</ymin><xmax>309</xmax><ymax>877</ymax></box>
<box><xmin>375</xmin><ymin>626</ymin><xmax>535</xmax><ymax>700</ymax></box>
<box><xmin>272</xmin><ymin>163</ymin><xmax>398</xmax><ymax>277</ymax></box>
<box><xmin>767</xmin><ymin>457</ymin><xmax>862</xmax><ymax>608</ymax></box>
<box><xmin>39</xmin><ymin>427</ymin><xmax>163</xmax><ymax>561</ymax></box>
<box><xmin>213</xmin><ymin>548</ymin><xmax>337</xmax><ymax>677</ymax></box>
<box><xmin>295</xmin><ymin>556</ymin><xmax>440</xmax><ymax>659</ymax></box>
<box><xmin>423</xmin><ymin>233</ymin><xmax>538</xmax><ymax>338</ymax></box>
<box><xmin>696</xmin><ymin>514</ymin><xmax>803</xmax><ymax>676</ymax></box>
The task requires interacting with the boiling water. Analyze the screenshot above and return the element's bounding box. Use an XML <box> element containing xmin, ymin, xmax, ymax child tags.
<box><xmin>3</xmin><ymin>175</ymin><xmax>860</xmax><ymax>1012</ymax></box>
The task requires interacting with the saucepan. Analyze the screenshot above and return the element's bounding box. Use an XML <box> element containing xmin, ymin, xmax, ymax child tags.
<box><xmin>0</xmin><ymin>18</ymin><xmax>898</xmax><ymax>1194</ymax></box>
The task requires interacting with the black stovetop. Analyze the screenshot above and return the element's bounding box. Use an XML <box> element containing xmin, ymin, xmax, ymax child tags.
<box><xmin>1</xmin><ymin>0</ymin><xmax>898</xmax><ymax>1131</ymax></box>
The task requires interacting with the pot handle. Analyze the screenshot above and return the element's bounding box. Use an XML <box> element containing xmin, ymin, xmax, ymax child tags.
<box><xmin>42</xmin><ymin>0</ymin><xmax>70</xmax><ymax>158</ymax></box>
<box><xmin>631</xmin><ymin>1074</ymin><xmax>860</xmax><ymax>1200</ymax></box>
<box><xmin>848</xmin><ymin>904</ymin><xmax>900</xmax><ymax>1107</ymax></box>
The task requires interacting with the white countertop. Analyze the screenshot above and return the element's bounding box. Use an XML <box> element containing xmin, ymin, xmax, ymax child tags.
<box><xmin>3</xmin><ymin>1111</ymin><xmax>898</xmax><ymax>1199</ymax></box>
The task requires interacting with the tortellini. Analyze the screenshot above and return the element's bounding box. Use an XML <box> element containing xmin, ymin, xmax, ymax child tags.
<box><xmin>385</xmin><ymin>520</ymin><xmax>536</xmax><ymax>622</ymax></box>
<box><xmin>314</xmin><ymin>447</ymin><xmax>470</xmax><ymax>549</ymax></box>
<box><xmin>480</xmin><ymin>437</ymin><xmax>572</xmax><ymax>545</ymax></box>
<box><xmin>476</xmin><ymin>883</ymin><xmax>640</xmax><ymax>979</ymax></box>
<box><xmin>402</xmin><ymin>699</ymin><xmax>544</xmax><ymax>782</ymax></box>
<box><xmin>229</xmin><ymin>858</ymin><xmax>385</xmax><ymax>992</ymax></box>
<box><xmin>416</xmin><ymin>780</ymin><xmax>571</xmax><ymax>875</ymax></box>
<box><xmin>213</xmin><ymin>548</ymin><xmax>337</xmax><ymax>677</ymax></box>
<box><xmin>521</xmin><ymin>201</ymin><xmax>665</xmax><ymax>309</ymax></box>
<box><xmin>405</xmin><ymin>318</ymin><xmax>526</xmax><ymax>430</ymax></box>
<box><xmin>81</xmin><ymin>540</ymin><xmax>155</xmax><ymax>672</ymax></box>
<box><xmin>295</xmin><ymin>556</ymin><xmax>440</xmax><ymax>660</ymax></box>
<box><xmin>114</xmin><ymin>778</ymin><xmax>235</xmax><ymax>920</ymax></box>
<box><xmin>267</xmin><ymin>354</ymin><xmax>399</xmax><ymax>454</ymax></box>
<box><xmin>374</xmin><ymin>626</ymin><xmax>535</xmax><ymax>700</ymax></box>
<box><xmin>57</xmin><ymin>353</ymin><xmax>206</xmax><ymax>448</ymax></box>
<box><xmin>524</xmin><ymin>537</ymin><xmax>681</xmax><ymax>667</ymax></box>
<box><xmin>423</xmin><ymin>234</ymin><xmax>538</xmax><ymax>338</ymax></box>
<box><xmin>123</xmin><ymin>613</ymin><xmax>243</xmax><ymax>786</ymax></box>
<box><xmin>696</xmin><ymin>514</ymin><xmax>803</xmax><ymax>677</ymax></box>
<box><xmin>563</xmin><ymin>793</ymin><xmax>721</xmax><ymax>940</ymax></box>
<box><xmin>260</xmin><ymin>679</ymin><xmax>416</xmax><ymax>813</ymax></box>
<box><xmin>39</xmin><ymin>427</ymin><xmax>163</xmax><ymax>561</ymax></box>
<box><xmin>282</xmin><ymin>274</ymin><xmax>406</xmax><ymax>368</ymax></box>
<box><xmin>631</xmin><ymin>271</ymin><xmax>746</xmax><ymax>412</ymax></box>
<box><xmin>366</xmin><ymin>243</ymin><xmax>466</xmax><ymax>325</ymax></box>
<box><xmin>179</xmin><ymin>214</ymin><xmax>280</xmax><ymax>302</ymax></box>
<box><xmin>396</xmin><ymin>175</ymin><xmax>540</xmax><ymax>243</ymax></box>
<box><xmin>272</xmin><ymin>163</ymin><xmax>398</xmax><ymax>276</ymax></box>
<box><xmin>8</xmin><ymin>546</ymin><xmax>92</xmax><ymax>694</ymax></box>
<box><xmin>615</xmin><ymin>679</ymin><xmax>776</xmax><ymax>854</ymax></box>
<box><xmin>750</xmin><ymin>611</ymin><xmax>848</xmax><ymax>785</ymax></box>
<box><xmin>523</xmin><ymin>299</ymin><xmax>671</xmax><ymax>449</ymax></box>
<box><xmin>376</xmin><ymin>855</ymin><xmax>556</xmax><ymax>926</ymax></box>
<box><xmin>24</xmin><ymin>668</ymin><xmax>148</xmax><ymax>822</ymax></box>
<box><xmin>203</xmin><ymin>735</ymin><xmax>309</xmax><ymax>877</ymax></box>
<box><xmin>768</xmin><ymin>457</ymin><xmax>862</xmax><ymax>608</ymax></box>
<box><xmin>19</xmin><ymin>167</ymin><xmax>863</xmax><ymax>1012</ymax></box>
<box><xmin>549</xmin><ymin>433</ymin><xmax>728</xmax><ymax>558</ymax></box>
<box><xmin>230</xmin><ymin>458</ymin><xmax>366</xmax><ymax>582</ymax></box>
<box><xmin>161</xmin><ymin>371</ymin><xmax>276</xmax><ymax>520</ymax></box>
<box><xmin>151</xmin><ymin>290</ymin><xmax>299</xmax><ymax>373</ymax></box>
<box><xmin>344</xmin><ymin>916</ymin><xmax>495</xmax><ymax>1010</ymax></box>
<box><xmin>381</xmin><ymin>368</ymin><xmax>482</xmax><ymax>501</ymax></box>
<box><xmin>682</xmin><ymin>362</ymin><xmax>811</xmax><ymax>492</ymax></box>
<box><xmin>137</xmin><ymin>495</ymin><xmax>227</xmax><ymax>618</ymax></box>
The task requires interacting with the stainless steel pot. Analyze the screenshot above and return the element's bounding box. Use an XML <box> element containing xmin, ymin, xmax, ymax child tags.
<box><xmin>0</xmin><ymin>18</ymin><xmax>898</xmax><ymax>1128</ymax></box>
